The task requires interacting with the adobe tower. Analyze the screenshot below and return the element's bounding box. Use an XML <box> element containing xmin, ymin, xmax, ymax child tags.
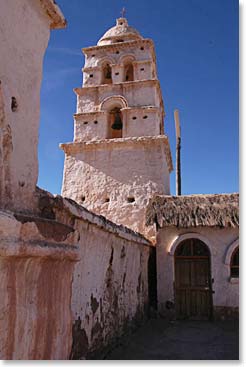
<box><xmin>60</xmin><ymin>17</ymin><xmax>173</xmax><ymax>241</ymax></box>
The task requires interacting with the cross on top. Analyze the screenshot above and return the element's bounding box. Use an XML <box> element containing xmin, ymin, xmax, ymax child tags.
<box><xmin>120</xmin><ymin>7</ymin><xmax>126</xmax><ymax>18</ymax></box>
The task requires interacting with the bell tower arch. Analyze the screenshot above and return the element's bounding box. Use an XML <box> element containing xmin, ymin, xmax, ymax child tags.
<box><xmin>60</xmin><ymin>17</ymin><xmax>173</xmax><ymax>241</ymax></box>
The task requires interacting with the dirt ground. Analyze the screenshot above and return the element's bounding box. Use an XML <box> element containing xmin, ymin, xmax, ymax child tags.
<box><xmin>105</xmin><ymin>318</ymin><xmax>239</xmax><ymax>360</ymax></box>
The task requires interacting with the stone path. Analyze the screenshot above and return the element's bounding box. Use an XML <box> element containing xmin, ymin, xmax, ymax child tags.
<box><xmin>105</xmin><ymin>318</ymin><xmax>239</xmax><ymax>360</ymax></box>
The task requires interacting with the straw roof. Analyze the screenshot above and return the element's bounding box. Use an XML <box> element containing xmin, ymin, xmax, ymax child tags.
<box><xmin>146</xmin><ymin>193</ymin><xmax>239</xmax><ymax>228</ymax></box>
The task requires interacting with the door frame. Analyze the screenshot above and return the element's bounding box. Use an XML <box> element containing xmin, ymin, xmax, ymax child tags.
<box><xmin>169</xmin><ymin>233</ymin><xmax>214</xmax><ymax>320</ymax></box>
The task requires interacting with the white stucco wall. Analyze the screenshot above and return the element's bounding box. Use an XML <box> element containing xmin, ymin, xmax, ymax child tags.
<box><xmin>74</xmin><ymin>107</ymin><xmax>161</xmax><ymax>142</ymax></box>
<box><xmin>156</xmin><ymin>226</ymin><xmax>239</xmax><ymax>318</ymax></box>
<box><xmin>61</xmin><ymin>22</ymin><xmax>172</xmax><ymax>242</ymax></box>
<box><xmin>124</xmin><ymin>107</ymin><xmax>161</xmax><ymax>137</ymax></box>
<box><xmin>0</xmin><ymin>0</ymin><xmax>54</xmax><ymax>211</ymax></box>
<box><xmin>75</xmin><ymin>80</ymin><xmax>162</xmax><ymax>114</ymax></box>
<box><xmin>61</xmin><ymin>137</ymin><xmax>171</xmax><ymax>240</ymax></box>
<box><xmin>70</xmin><ymin>218</ymin><xmax>153</xmax><ymax>358</ymax></box>
<box><xmin>83</xmin><ymin>40</ymin><xmax>154</xmax><ymax>70</ymax></box>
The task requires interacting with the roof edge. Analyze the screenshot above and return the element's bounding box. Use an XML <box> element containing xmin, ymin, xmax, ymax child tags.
<box><xmin>82</xmin><ymin>39</ymin><xmax>154</xmax><ymax>53</ymax></box>
<box><xmin>146</xmin><ymin>193</ymin><xmax>239</xmax><ymax>229</ymax></box>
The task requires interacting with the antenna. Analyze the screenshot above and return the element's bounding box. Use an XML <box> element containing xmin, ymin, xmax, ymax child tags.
<box><xmin>174</xmin><ymin>109</ymin><xmax>181</xmax><ymax>196</ymax></box>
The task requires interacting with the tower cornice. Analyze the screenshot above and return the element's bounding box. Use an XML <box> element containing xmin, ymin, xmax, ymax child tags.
<box><xmin>60</xmin><ymin>135</ymin><xmax>173</xmax><ymax>173</ymax></box>
<box><xmin>82</xmin><ymin>39</ymin><xmax>154</xmax><ymax>54</ymax></box>
<box><xmin>74</xmin><ymin>78</ymin><xmax>159</xmax><ymax>94</ymax></box>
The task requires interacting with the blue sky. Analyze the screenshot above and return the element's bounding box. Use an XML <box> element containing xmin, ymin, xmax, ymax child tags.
<box><xmin>38</xmin><ymin>0</ymin><xmax>238</xmax><ymax>195</ymax></box>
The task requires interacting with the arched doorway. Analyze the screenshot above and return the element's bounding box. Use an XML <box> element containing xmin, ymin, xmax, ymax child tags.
<box><xmin>174</xmin><ymin>238</ymin><xmax>213</xmax><ymax>320</ymax></box>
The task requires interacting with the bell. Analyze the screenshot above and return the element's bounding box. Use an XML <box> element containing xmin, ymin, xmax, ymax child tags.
<box><xmin>105</xmin><ymin>66</ymin><xmax>111</xmax><ymax>79</ymax></box>
<box><xmin>111</xmin><ymin>113</ymin><xmax>122</xmax><ymax>130</ymax></box>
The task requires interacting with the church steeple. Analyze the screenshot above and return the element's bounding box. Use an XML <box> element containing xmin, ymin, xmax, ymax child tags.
<box><xmin>60</xmin><ymin>17</ymin><xmax>173</xmax><ymax>241</ymax></box>
<box><xmin>97</xmin><ymin>17</ymin><xmax>142</xmax><ymax>45</ymax></box>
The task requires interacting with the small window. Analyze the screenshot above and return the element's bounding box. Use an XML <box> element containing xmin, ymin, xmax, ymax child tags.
<box><xmin>132</xmin><ymin>116</ymin><xmax>137</xmax><ymax>120</ymax></box>
<box><xmin>230</xmin><ymin>247</ymin><xmax>239</xmax><ymax>278</ymax></box>
<box><xmin>83</xmin><ymin>121</ymin><xmax>88</xmax><ymax>125</ymax></box>
<box><xmin>11</xmin><ymin>97</ymin><xmax>18</xmax><ymax>112</ymax></box>
<box><xmin>116</xmin><ymin>39</ymin><xmax>124</xmax><ymax>42</ymax></box>
<box><xmin>104</xmin><ymin>197</ymin><xmax>110</xmax><ymax>203</ymax></box>
<box><xmin>116</xmin><ymin>51</ymin><xmax>119</xmax><ymax>54</ymax></box>
<box><xmin>115</xmin><ymin>72</ymin><xmax>119</xmax><ymax>75</ymax></box>
<box><xmin>94</xmin><ymin>120</ymin><xmax>98</xmax><ymax>124</ymax></box>
<box><xmin>89</xmin><ymin>74</ymin><xmax>93</xmax><ymax>78</ymax></box>
<box><xmin>91</xmin><ymin>54</ymin><xmax>95</xmax><ymax>57</ymax></box>
<box><xmin>140</xmin><ymin>47</ymin><xmax>144</xmax><ymax>50</ymax></box>
<box><xmin>127</xmin><ymin>197</ymin><xmax>135</xmax><ymax>203</ymax></box>
<box><xmin>81</xmin><ymin>195</ymin><xmax>85</xmax><ymax>202</ymax></box>
<box><xmin>140</xmin><ymin>68</ymin><xmax>145</xmax><ymax>71</ymax></box>
<box><xmin>143</xmin><ymin>115</ymin><xmax>148</xmax><ymax>119</ymax></box>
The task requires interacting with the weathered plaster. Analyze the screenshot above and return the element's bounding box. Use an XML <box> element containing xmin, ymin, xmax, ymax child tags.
<box><xmin>0</xmin><ymin>209</ymin><xmax>79</xmax><ymax>360</ymax></box>
<box><xmin>60</xmin><ymin>19</ymin><xmax>172</xmax><ymax>241</ymax></box>
<box><xmin>61</xmin><ymin>136</ymin><xmax>171</xmax><ymax>241</ymax></box>
<box><xmin>35</xmin><ymin>189</ymin><xmax>154</xmax><ymax>359</ymax></box>
<box><xmin>70</xmin><ymin>218</ymin><xmax>153</xmax><ymax>359</ymax></box>
<box><xmin>0</xmin><ymin>0</ymin><xmax>65</xmax><ymax>212</ymax></box>
<box><xmin>156</xmin><ymin>226</ymin><xmax>239</xmax><ymax>319</ymax></box>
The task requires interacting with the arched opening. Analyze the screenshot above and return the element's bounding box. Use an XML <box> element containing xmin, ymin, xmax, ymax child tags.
<box><xmin>124</xmin><ymin>63</ymin><xmax>134</xmax><ymax>82</ymax></box>
<box><xmin>102</xmin><ymin>63</ymin><xmax>112</xmax><ymax>84</ymax></box>
<box><xmin>174</xmin><ymin>238</ymin><xmax>213</xmax><ymax>320</ymax></box>
<box><xmin>107</xmin><ymin>107</ymin><xmax>123</xmax><ymax>139</ymax></box>
<box><xmin>230</xmin><ymin>247</ymin><xmax>239</xmax><ymax>278</ymax></box>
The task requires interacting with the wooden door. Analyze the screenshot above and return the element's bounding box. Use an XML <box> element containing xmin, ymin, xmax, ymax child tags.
<box><xmin>174</xmin><ymin>239</ymin><xmax>213</xmax><ymax>320</ymax></box>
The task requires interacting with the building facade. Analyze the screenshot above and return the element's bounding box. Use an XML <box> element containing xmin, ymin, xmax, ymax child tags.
<box><xmin>146</xmin><ymin>194</ymin><xmax>239</xmax><ymax>320</ymax></box>
<box><xmin>61</xmin><ymin>17</ymin><xmax>173</xmax><ymax>241</ymax></box>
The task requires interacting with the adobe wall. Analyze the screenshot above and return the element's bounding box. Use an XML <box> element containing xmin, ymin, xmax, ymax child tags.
<box><xmin>156</xmin><ymin>226</ymin><xmax>239</xmax><ymax>320</ymax></box>
<box><xmin>75</xmin><ymin>80</ymin><xmax>162</xmax><ymax>114</ymax></box>
<box><xmin>0</xmin><ymin>209</ymin><xmax>79</xmax><ymax>360</ymax></box>
<box><xmin>0</xmin><ymin>189</ymin><xmax>155</xmax><ymax>360</ymax></box>
<box><xmin>0</xmin><ymin>0</ymin><xmax>51</xmax><ymax>212</ymax></box>
<box><xmin>34</xmin><ymin>191</ymin><xmax>155</xmax><ymax>359</ymax></box>
<box><xmin>83</xmin><ymin>40</ymin><xmax>156</xmax><ymax>86</ymax></box>
<box><xmin>70</xmin><ymin>216</ymin><xmax>154</xmax><ymax>359</ymax></box>
<box><xmin>61</xmin><ymin>136</ymin><xmax>171</xmax><ymax>242</ymax></box>
<box><xmin>74</xmin><ymin>107</ymin><xmax>161</xmax><ymax>141</ymax></box>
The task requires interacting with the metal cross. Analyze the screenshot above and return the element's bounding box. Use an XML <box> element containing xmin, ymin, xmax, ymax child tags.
<box><xmin>120</xmin><ymin>7</ymin><xmax>126</xmax><ymax>18</ymax></box>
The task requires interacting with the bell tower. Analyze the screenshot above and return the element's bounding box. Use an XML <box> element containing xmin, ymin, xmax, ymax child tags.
<box><xmin>60</xmin><ymin>17</ymin><xmax>173</xmax><ymax>241</ymax></box>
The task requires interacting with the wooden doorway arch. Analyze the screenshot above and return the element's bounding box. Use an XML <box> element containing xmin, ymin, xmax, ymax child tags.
<box><xmin>174</xmin><ymin>238</ymin><xmax>213</xmax><ymax>320</ymax></box>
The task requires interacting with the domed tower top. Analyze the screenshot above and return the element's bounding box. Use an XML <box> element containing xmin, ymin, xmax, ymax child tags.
<box><xmin>97</xmin><ymin>18</ymin><xmax>143</xmax><ymax>45</ymax></box>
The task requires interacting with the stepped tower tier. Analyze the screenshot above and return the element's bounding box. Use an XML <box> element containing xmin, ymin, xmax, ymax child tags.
<box><xmin>60</xmin><ymin>17</ymin><xmax>173</xmax><ymax>241</ymax></box>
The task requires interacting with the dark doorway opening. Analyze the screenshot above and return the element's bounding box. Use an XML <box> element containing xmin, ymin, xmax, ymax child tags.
<box><xmin>148</xmin><ymin>247</ymin><xmax>157</xmax><ymax>312</ymax></box>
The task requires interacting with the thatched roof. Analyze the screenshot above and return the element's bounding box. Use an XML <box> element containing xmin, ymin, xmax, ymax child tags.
<box><xmin>146</xmin><ymin>193</ymin><xmax>239</xmax><ymax>228</ymax></box>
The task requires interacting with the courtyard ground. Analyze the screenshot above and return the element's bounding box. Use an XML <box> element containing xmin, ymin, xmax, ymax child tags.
<box><xmin>105</xmin><ymin>318</ymin><xmax>239</xmax><ymax>360</ymax></box>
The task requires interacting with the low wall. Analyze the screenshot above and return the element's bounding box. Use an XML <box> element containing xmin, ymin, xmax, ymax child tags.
<box><xmin>71</xmin><ymin>220</ymin><xmax>154</xmax><ymax>359</ymax></box>
<box><xmin>37</xmin><ymin>189</ymin><xmax>155</xmax><ymax>359</ymax></box>
<box><xmin>0</xmin><ymin>189</ymin><xmax>154</xmax><ymax>360</ymax></box>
